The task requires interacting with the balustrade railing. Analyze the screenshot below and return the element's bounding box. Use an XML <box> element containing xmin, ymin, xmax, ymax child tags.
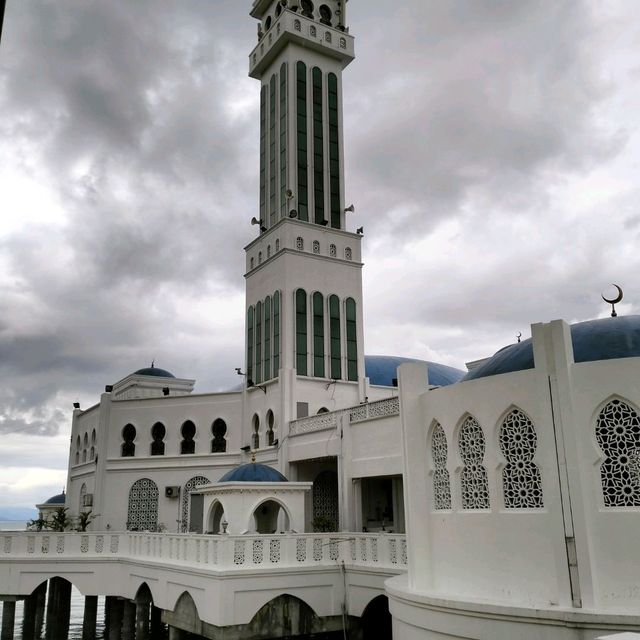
<box><xmin>289</xmin><ymin>411</ymin><xmax>338</xmax><ymax>436</ymax></box>
<box><xmin>1</xmin><ymin>531</ymin><xmax>406</xmax><ymax>572</ymax></box>
<box><xmin>349</xmin><ymin>397</ymin><xmax>400</xmax><ymax>423</ymax></box>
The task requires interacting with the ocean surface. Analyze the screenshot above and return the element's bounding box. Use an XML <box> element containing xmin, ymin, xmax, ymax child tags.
<box><xmin>0</xmin><ymin>521</ymin><xmax>106</xmax><ymax>639</ymax></box>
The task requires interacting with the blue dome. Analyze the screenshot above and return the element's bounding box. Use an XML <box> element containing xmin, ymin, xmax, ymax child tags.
<box><xmin>365</xmin><ymin>355</ymin><xmax>465</xmax><ymax>387</ymax></box>
<box><xmin>463</xmin><ymin>316</ymin><xmax>640</xmax><ymax>382</ymax></box>
<box><xmin>219</xmin><ymin>463</ymin><xmax>288</xmax><ymax>483</ymax></box>
<box><xmin>44</xmin><ymin>493</ymin><xmax>66</xmax><ymax>505</ymax></box>
<box><xmin>133</xmin><ymin>366</ymin><xmax>175</xmax><ymax>378</ymax></box>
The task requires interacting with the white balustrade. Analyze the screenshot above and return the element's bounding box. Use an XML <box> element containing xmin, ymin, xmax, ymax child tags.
<box><xmin>349</xmin><ymin>397</ymin><xmax>400</xmax><ymax>424</ymax></box>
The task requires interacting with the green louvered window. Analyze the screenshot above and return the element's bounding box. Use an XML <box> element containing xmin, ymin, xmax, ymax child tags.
<box><xmin>269</xmin><ymin>74</ymin><xmax>277</xmax><ymax>227</ymax></box>
<box><xmin>328</xmin><ymin>73</ymin><xmax>340</xmax><ymax>229</ymax></box>
<box><xmin>296</xmin><ymin>289</ymin><xmax>308</xmax><ymax>375</ymax></box>
<box><xmin>346</xmin><ymin>297</ymin><xmax>358</xmax><ymax>381</ymax></box>
<box><xmin>279</xmin><ymin>63</ymin><xmax>288</xmax><ymax>219</ymax></box>
<box><xmin>313</xmin><ymin>292</ymin><xmax>325</xmax><ymax>377</ymax></box>
<box><xmin>296</xmin><ymin>62</ymin><xmax>308</xmax><ymax>221</ymax></box>
<box><xmin>264</xmin><ymin>296</ymin><xmax>272</xmax><ymax>380</ymax></box>
<box><xmin>260</xmin><ymin>86</ymin><xmax>267</xmax><ymax>225</ymax></box>
<box><xmin>247</xmin><ymin>306</ymin><xmax>254</xmax><ymax>383</ymax></box>
<box><xmin>255</xmin><ymin>301</ymin><xmax>262</xmax><ymax>383</ymax></box>
<box><xmin>312</xmin><ymin>67</ymin><xmax>325</xmax><ymax>224</ymax></box>
<box><xmin>273</xmin><ymin>291</ymin><xmax>280</xmax><ymax>375</ymax></box>
<box><xmin>329</xmin><ymin>294</ymin><xmax>341</xmax><ymax>379</ymax></box>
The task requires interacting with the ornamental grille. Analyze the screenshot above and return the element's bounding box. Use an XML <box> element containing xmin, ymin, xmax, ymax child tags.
<box><xmin>252</xmin><ymin>539</ymin><xmax>264</xmax><ymax>564</ymax></box>
<box><xmin>499</xmin><ymin>409</ymin><xmax>544</xmax><ymax>509</ymax></box>
<box><xmin>312</xmin><ymin>470</ymin><xmax>339</xmax><ymax>531</ymax></box>
<box><xmin>431</xmin><ymin>423</ymin><xmax>451</xmax><ymax>510</ymax></box>
<box><xmin>596</xmin><ymin>398</ymin><xmax>640</xmax><ymax>507</ymax></box>
<box><xmin>181</xmin><ymin>476</ymin><xmax>211</xmax><ymax>532</ymax></box>
<box><xmin>313</xmin><ymin>240</ymin><xmax>320</xmax><ymax>254</ymax></box>
<box><xmin>458</xmin><ymin>416</ymin><xmax>490</xmax><ymax>509</ymax></box>
<box><xmin>270</xmin><ymin>539</ymin><xmax>281</xmax><ymax>563</ymax></box>
<box><xmin>127</xmin><ymin>478</ymin><xmax>159</xmax><ymax>531</ymax></box>
<box><xmin>296</xmin><ymin>538</ymin><xmax>306</xmax><ymax>562</ymax></box>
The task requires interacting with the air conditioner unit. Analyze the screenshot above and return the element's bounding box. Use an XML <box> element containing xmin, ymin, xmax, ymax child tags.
<box><xmin>83</xmin><ymin>494</ymin><xmax>94</xmax><ymax>507</ymax></box>
<box><xmin>165</xmin><ymin>486</ymin><xmax>180</xmax><ymax>499</ymax></box>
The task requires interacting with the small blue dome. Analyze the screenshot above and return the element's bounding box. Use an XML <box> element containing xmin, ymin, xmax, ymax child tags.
<box><xmin>219</xmin><ymin>463</ymin><xmax>288</xmax><ymax>483</ymax></box>
<box><xmin>44</xmin><ymin>493</ymin><xmax>66</xmax><ymax>505</ymax></box>
<box><xmin>463</xmin><ymin>316</ymin><xmax>640</xmax><ymax>382</ymax></box>
<box><xmin>133</xmin><ymin>366</ymin><xmax>175</xmax><ymax>378</ymax></box>
<box><xmin>365</xmin><ymin>355</ymin><xmax>465</xmax><ymax>387</ymax></box>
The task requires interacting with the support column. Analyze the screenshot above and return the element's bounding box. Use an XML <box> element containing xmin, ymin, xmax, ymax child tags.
<box><xmin>107</xmin><ymin>597</ymin><xmax>123</xmax><ymax>640</ymax></box>
<box><xmin>135</xmin><ymin>600</ymin><xmax>150</xmax><ymax>640</ymax></box>
<box><xmin>150</xmin><ymin>606</ymin><xmax>163</xmax><ymax>638</ymax></box>
<box><xmin>22</xmin><ymin>588</ymin><xmax>41</xmax><ymax>640</ymax></box>
<box><xmin>122</xmin><ymin>601</ymin><xmax>136</xmax><ymax>640</ymax></box>
<box><xmin>57</xmin><ymin>579</ymin><xmax>72</xmax><ymax>640</ymax></box>
<box><xmin>34</xmin><ymin>583</ymin><xmax>47</xmax><ymax>640</ymax></box>
<box><xmin>1</xmin><ymin>601</ymin><xmax>16</xmax><ymax>640</ymax></box>
<box><xmin>82</xmin><ymin>595</ymin><xmax>98</xmax><ymax>640</ymax></box>
<box><xmin>168</xmin><ymin>627</ymin><xmax>185</xmax><ymax>640</ymax></box>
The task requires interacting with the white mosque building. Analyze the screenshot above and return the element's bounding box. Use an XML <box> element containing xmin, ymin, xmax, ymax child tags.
<box><xmin>2</xmin><ymin>2</ymin><xmax>640</xmax><ymax>639</ymax></box>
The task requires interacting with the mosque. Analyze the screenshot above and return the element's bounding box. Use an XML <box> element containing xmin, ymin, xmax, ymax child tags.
<box><xmin>3</xmin><ymin>1</ymin><xmax>640</xmax><ymax>639</ymax></box>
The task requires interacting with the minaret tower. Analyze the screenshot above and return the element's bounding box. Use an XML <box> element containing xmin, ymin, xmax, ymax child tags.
<box><xmin>243</xmin><ymin>0</ymin><xmax>364</xmax><ymax>468</ymax></box>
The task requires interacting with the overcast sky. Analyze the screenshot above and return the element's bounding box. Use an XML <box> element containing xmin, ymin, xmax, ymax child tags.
<box><xmin>1</xmin><ymin>1</ymin><xmax>640</xmax><ymax>511</ymax></box>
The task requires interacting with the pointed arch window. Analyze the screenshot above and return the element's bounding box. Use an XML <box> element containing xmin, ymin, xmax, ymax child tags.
<box><xmin>151</xmin><ymin>422</ymin><xmax>166</xmax><ymax>456</ymax></box>
<box><xmin>313</xmin><ymin>292</ymin><xmax>325</xmax><ymax>377</ymax></box>
<box><xmin>121</xmin><ymin>424</ymin><xmax>136</xmax><ymax>457</ymax></box>
<box><xmin>181</xmin><ymin>476</ymin><xmax>210</xmax><ymax>533</ymax></box>
<box><xmin>247</xmin><ymin>306</ymin><xmax>254</xmax><ymax>383</ymax></box>
<box><xmin>296</xmin><ymin>61</ymin><xmax>308</xmax><ymax>221</ymax></box>
<box><xmin>79</xmin><ymin>483</ymin><xmax>87</xmax><ymax>512</ymax></box>
<box><xmin>75</xmin><ymin>435</ymin><xmax>80</xmax><ymax>465</ymax></box>
<box><xmin>596</xmin><ymin>398</ymin><xmax>640</xmax><ymax>507</ymax></box>
<box><xmin>345</xmin><ymin>297</ymin><xmax>357</xmax><ymax>381</ymax></box>
<box><xmin>266</xmin><ymin>410</ymin><xmax>275</xmax><ymax>446</ymax></box>
<box><xmin>499</xmin><ymin>409</ymin><xmax>543</xmax><ymax>508</ymax></box>
<box><xmin>180</xmin><ymin>421</ymin><xmax>196</xmax><ymax>455</ymax></box>
<box><xmin>211</xmin><ymin>419</ymin><xmax>227</xmax><ymax>453</ymax></box>
<box><xmin>273</xmin><ymin>291</ymin><xmax>280</xmax><ymax>375</ymax></box>
<box><xmin>431</xmin><ymin>423</ymin><xmax>451</xmax><ymax>510</ymax></box>
<box><xmin>252</xmin><ymin>414</ymin><xmax>260</xmax><ymax>449</ymax></box>
<box><xmin>296</xmin><ymin>289</ymin><xmax>308</xmax><ymax>375</ymax></box>
<box><xmin>329</xmin><ymin>295</ymin><xmax>341</xmax><ymax>379</ymax></box>
<box><xmin>264</xmin><ymin>296</ymin><xmax>272</xmax><ymax>380</ymax></box>
<box><xmin>458</xmin><ymin>416</ymin><xmax>489</xmax><ymax>509</ymax></box>
<box><xmin>83</xmin><ymin>433</ymin><xmax>88</xmax><ymax>462</ymax></box>
<box><xmin>255</xmin><ymin>301</ymin><xmax>263</xmax><ymax>383</ymax></box>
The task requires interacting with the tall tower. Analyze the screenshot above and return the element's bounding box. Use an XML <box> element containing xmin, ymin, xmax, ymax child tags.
<box><xmin>243</xmin><ymin>0</ymin><xmax>365</xmax><ymax>468</ymax></box>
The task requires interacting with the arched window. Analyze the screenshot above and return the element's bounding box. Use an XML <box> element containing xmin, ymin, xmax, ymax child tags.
<box><xmin>90</xmin><ymin>447</ymin><xmax>95</xmax><ymax>461</ymax></box>
<box><xmin>91</xmin><ymin>429</ymin><xmax>96</xmax><ymax>445</ymax></box>
<box><xmin>345</xmin><ymin>297</ymin><xmax>358</xmax><ymax>381</ymax></box>
<box><xmin>319</xmin><ymin>4</ymin><xmax>332</xmax><ymax>25</ymax></box>
<box><xmin>294</xmin><ymin>19</ymin><xmax>301</xmax><ymax>31</ymax></box>
<box><xmin>258</xmin><ymin>251</ymin><xmax>263</xmax><ymax>264</ymax></box>
<box><xmin>310</xmin><ymin>25</ymin><xmax>317</xmax><ymax>37</ymax></box>
<box><xmin>83</xmin><ymin>433</ymin><xmax>88</xmax><ymax>463</ymax></box>
<box><xmin>181</xmin><ymin>476</ymin><xmax>211</xmax><ymax>533</ymax></box>
<box><xmin>247</xmin><ymin>306</ymin><xmax>254</xmax><ymax>383</ymax></box>
<box><xmin>313</xmin><ymin>240</ymin><xmax>320</xmax><ymax>254</ymax></box>
<box><xmin>295</xmin><ymin>289</ymin><xmax>308</xmax><ymax>375</ymax></box>
<box><xmin>267</xmin><ymin>244</ymin><xmax>271</xmax><ymax>258</ymax></box>
<box><xmin>79</xmin><ymin>483</ymin><xmax>87</xmax><ymax>512</ymax></box>
<box><xmin>264</xmin><ymin>296</ymin><xmax>272</xmax><ymax>380</ymax></box>
<box><xmin>250</xmin><ymin>257</ymin><xmax>255</xmax><ymax>270</ymax></box>
<box><xmin>345</xmin><ymin>247</ymin><xmax>352</xmax><ymax>261</ymax></box>
<box><xmin>312</xmin><ymin>292</ymin><xmax>325</xmax><ymax>377</ymax></box>
<box><xmin>275</xmin><ymin>239</ymin><xmax>280</xmax><ymax>252</ymax></box>
<box><xmin>269</xmin><ymin>73</ymin><xmax>277</xmax><ymax>226</ymax></box>
<box><xmin>328</xmin><ymin>73</ymin><xmax>340</xmax><ymax>228</ymax></box>
<box><xmin>499</xmin><ymin>409</ymin><xmax>543</xmax><ymax>508</ymax></box>
<box><xmin>329</xmin><ymin>243</ymin><xmax>337</xmax><ymax>257</ymax></box>
<box><xmin>340</xmin><ymin>37</ymin><xmax>347</xmax><ymax>49</ymax></box>
<box><xmin>596</xmin><ymin>398</ymin><xmax>640</xmax><ymax>507</ymax></box>
<box><xmin>280</xmin><ymin>63</ymin><xmax>288</xmax><ymax>218</ymax></box>
<box><xmin>180</xmin><ymin>421</ymin><xmax>196</xmax><ymax>455</ymax></box>
<box><xmin>273</xmin><ymin>291</ymin><xmax>281</xmax><ymax>375</ymax></box>
<box><xmin>317</xmin><ymin>407</ymin><xmax>329</xmax><ymax>414</ymax></box>
<box><xmin>431</xmin><ymin>423</ymin><xmax>451</xmax><ymax>510</ymax></box>
<box><xmin>301</xmin><ymin>0</ymin><xmax>314</xmax><ymax>19</ymax></box>
<box><xmin>151</xmin><ymin>422</ymin><xmax>166</xmax><ymax>456</ymax></box>
<box><xmin>127</xmin><ymin>479</ymin><xmax>159</xmax><ymax>531</ymax></box>
<box><xmin>296</xmin><ymin>61</ymin><xmax>308</xmax><ymax>221</ymax></box>
<box><xmin>329</xmin><ymin>294</ymin><xmax>341</xmax><ymax>379</ymax></box>
<box><xmin>265</xmin><ymin>15</ymin><xmax>272</xmax><ymax>30</ymax></box>
<box><xmin>458</xmin><ymin>416</ymin><xmax>489</xmax><ymax>509</ymax></box>
<box><xmin>121</xmin><ymin>424</ymin><xmax>136</xmax><ymax>457</ymax></box>
<box><xmin>312</xmin><ymin>67</ymin><xmax>324</xmax><ymax>224</ymax></box>
<box><xmin>252</xmin><ymin>414</ymin><xmax>260</xmax><ymax>450</ymax></box>
<box><xmin>211</xmin><ymin>418</ymin><xmax>227</xmax><ymax>453</ymax></box>
<box><xmin>75</xmin><ymin>435</ymin><xmax>81</xmax><ymax>465</ymax></box>
<box><xmin>266</xmin><ymin>410</ymin><xmax>275</xmax><ymax>446</ymax></box>
<box><xmin>255</xmin><ymin>301</ymin><xmax>263</xmax><ymax>383</ymax></box>
<box><xmin>296</xmin><ymin>236</ymin><xmax>304</xmax><ymax>251</ymax></box>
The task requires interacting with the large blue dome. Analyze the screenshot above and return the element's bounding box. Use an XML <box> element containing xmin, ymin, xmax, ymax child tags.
<box><xmin>133</xmin><ymin>366</ymin><xmax>175</xmax><ymax>378</ymax></box>
<box><xmin>365</xmin><ymin>355</ymin><xmax>465</xmax><ymax>387</ymax></box>
<box><xmin>463</xmin><ymin>316</ymin><xmax>640</xmax><ymax>382</ymax></box>
<box><xmin>44</xmin><ymin>492</ymin><xmax>66</xmax><ymax>505</ymax></box>
<box><xmin>219</xmin><ymin>463</ymin><xmax>288</xmax><ymax>483</ymax></box>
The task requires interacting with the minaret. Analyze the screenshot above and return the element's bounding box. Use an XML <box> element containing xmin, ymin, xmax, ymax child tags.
<box><xmin>243</xmin><ymin>0</ymin><xmax>364</xmax><ymax>466</ymax></box>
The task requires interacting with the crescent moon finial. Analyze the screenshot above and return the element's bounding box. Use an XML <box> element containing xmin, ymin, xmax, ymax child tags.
<box><xmin>516</xmin><ymin>332</ymin><xmax>522</xmax><ymax>343</ymax></box>
<box><xmin>602</xmin><ymin>284</ymin><xmax>623</xmax><ymax>317</ymax></box>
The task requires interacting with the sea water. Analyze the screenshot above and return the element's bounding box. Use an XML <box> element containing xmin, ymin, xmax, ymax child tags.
<box><xmin>0</xmin><ymin>522</ymin><xmax>106</xmax><ymax>639</ymax></box>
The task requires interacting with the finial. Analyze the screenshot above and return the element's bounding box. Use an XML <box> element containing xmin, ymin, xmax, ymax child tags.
<box><xmin>251</xmin><ymin>452</ymin><xmax>256</xmax><ymax>463</ymax></box>
<box><xmin>516</xmin><ymin>332</ymin><xmax>522</xmax><ymax>343</ymax></box>
<box><xmin>151</xmin><ymin>359</ymin><xmax>155</xmax><ymax>368</ymax></box>
<box><xmin>602</xmin><ymin>284</ymin><xmax>623</xmax><ymax>318</ymax></box>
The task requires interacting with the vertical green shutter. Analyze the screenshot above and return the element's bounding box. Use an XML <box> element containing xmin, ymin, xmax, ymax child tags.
<box><xmin>269</xmin><ymin>74</ymin><xmax>277</xmax><ymax>227</ymax></box>
<box><xmin>264</xmin><ymin>296</ymin><xmax>271</xmax><ymax>380</ymax></box>
<box><xmin>260</xmin><ymin>86</ymin><xmax>267</xmax><ymax>224</ymax></box>
<box><xmin>296</xmin><ymin>62</ymin><xmax>308</xmax><ymax>221</ymax></box>
<box><xmin>296</xmin><ymin>289</ymin><xmax>308</xmax><ymax>375</ymax></box>
<box><xmin>255</xmin><ymin>301</ymin><xmax>262</xmax><ymax>383</ymax></box>
<box><xmin>273</xmin><ymin>291</ymin><xmax>280</xmax><ymax>374</ymax></box>
<box><xmin>313</xmin><ymin>292</ymin><xmax>325</xmax><ymax>377</ymax></box>
<box><xmin>329</xmin><ymin>295</ymin><xmax>341</xmax><ymax>379</ymax></box>
<box><xmin>279</xmin><ymin>63</ymin><xmax>287</xmax><ymax>220</ymax></box>
<box><xmin>247</xmin><ymin>306</ymin><xmax>254</xmax><ymax>383</ymax></box>
<box><xmin>346</xmin><ymin>297</ymin><xmax>358</xmax><ymax>381</ymax></box>
<box><xmin>312</xmin><ymin>67</ymin><xmax>325</xmax><ymax>224</ymax></box>
<box><xmin>328</xmin><ymin>73</ymin><xmax>340</xmax><ymax>229</ymax></box>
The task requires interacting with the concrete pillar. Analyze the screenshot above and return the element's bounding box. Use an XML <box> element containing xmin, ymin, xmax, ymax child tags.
<box><xmin>33</xmin><ymin>583</ymin><xmax>47</xmax><ymax>640</ymax></box>
<box><xmin>150</xmin><ymin>606</ymin><xmax>163</xmax><ymax>638</ymax></box>
<box><xmin>107</xmin><ymin>597</ymin><xmax>123</xmax><ymax>640</ymax></box>
<box><xmin>135</xmin><ymin>600</ymin><xmax>150</xmax><ymax>640</ymax></box>
<box><xmin>168</xmin><ymin>626</ymin><xmax>185</xmax><ymax>640</ymax></box>
<box><xmin>45</xmin><ymin>578</ymin><xmax>71</xmax><ymax>640</ymax></box>
<box><xmin>122</xmin><ymin>601</ymin><xmax>136</xmax><ymax>640</ymax></box>
<box><xmin>22</xmin><ymin>588</ymin><xmax>42</xmax><ymax>640</ymax></box>
<box><xmin>1</xmin><ymin>601</ymin><xmax>16</xmax><ymax>640</ymax></box>
<box><xmin>82</xmin><ymin>595</ymin><xmax>98</xmax><ymax>640</ymax></box>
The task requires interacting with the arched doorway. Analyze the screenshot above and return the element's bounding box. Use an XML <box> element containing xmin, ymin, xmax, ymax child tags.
<box><xmin>252</xmin><ymin>500</ymin><xmax>289</xmax><ymax>534</ymax></box>
<box><xmin>361</xmin><ymin>595</ymin><xmax>392</xmax><ymax>640</ymax></box>
<box><xmin>208</xmin><ymin>501</ymin><xmax>225</xmax><ymax>534</ymax></box>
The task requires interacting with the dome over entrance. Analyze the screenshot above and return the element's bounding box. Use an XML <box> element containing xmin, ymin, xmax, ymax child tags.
<box><xmin>219</xmin><ymin>463</ymin><xmax>288</xmax><ymax>483</ymax></box>
<box><xmin>44</xmin><ymin>492</ymin><xmax>66</xmax><ymax>505</ymax></box>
